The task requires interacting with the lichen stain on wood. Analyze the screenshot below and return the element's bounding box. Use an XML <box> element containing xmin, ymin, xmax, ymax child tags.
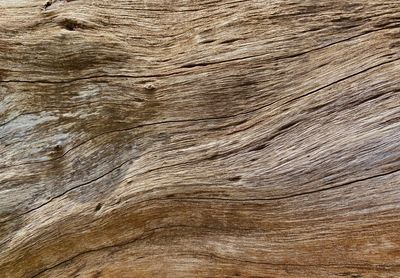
<box><xmin>1</xmin><ymin>0</ymin><xmax>400</xmax><ymax>277</ymax></box>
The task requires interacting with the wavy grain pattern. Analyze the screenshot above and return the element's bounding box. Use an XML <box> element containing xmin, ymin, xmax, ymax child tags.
<box><xmin>1</xmin><ymin>0</ymin><xmax>400</xmax><ymax>277</ymax></box>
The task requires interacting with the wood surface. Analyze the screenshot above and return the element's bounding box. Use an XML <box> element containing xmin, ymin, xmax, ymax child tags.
<box><xmin>1</xmin><ymin>0</ymin><xmax>400</xmax><ymax>277</ymax></box>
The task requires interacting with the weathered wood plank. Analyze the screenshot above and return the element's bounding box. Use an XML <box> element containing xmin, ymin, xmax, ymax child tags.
<box><xmin>1</xmin><ymin>0</ymin><xmax>400</xmax><ymax>277</ymax></box>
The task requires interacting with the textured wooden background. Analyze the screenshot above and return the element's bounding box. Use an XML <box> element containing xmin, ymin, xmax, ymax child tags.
<box><xmin>1</xmin><ymin>0</ymin><xmax>400</xmax><ymax>277</ymax></box>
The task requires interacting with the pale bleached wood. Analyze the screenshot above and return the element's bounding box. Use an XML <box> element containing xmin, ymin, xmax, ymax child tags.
<box><xmin>1</xmin><ymin>0</ymin><xmax>400</xmax><ymax>277</ymax></box>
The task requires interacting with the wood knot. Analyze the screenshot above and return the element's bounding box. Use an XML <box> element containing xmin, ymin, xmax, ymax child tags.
<box><xmin>227</xmin><ymin>176</ymin><xmax>241</xmax><ymax>182</ymax></box>
<box><xmin>43</xmin><ymin>1</ymin><xmax>52</xmax><ymax>10</ymax></box>
<box><xmin>53</xmin><ymin>143</ymin><xmax>63</xmax><ymax>152</ymax></box>
<box><xmin>144</xmin><ymin>83</ymin><xmax>156</xmax><ymax>91</ymax></box>
<box><xmin>94</xmin><ymin>203</ymin><xmax>102</xmax><ymax>212</ymax></box>
<box><xmin>53</xmin><ymin>16</ymin><xmax>89</xmax><ymax>31</ymax></box>
<box><xmin>43</xmin><ymin>0</ymin><xmax>73</xmax><ymax>11</ymax></box>
<box><xmin>60</xmin><ymin>18</ymin><xmax>80</xmax><ymax>31</ymax></box>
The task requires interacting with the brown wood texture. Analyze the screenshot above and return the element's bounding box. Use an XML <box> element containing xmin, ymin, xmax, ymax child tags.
<box><xmin>1</xmin><ymin>1</ymin><xmax>400</xmax><ymax>277</ymax></box>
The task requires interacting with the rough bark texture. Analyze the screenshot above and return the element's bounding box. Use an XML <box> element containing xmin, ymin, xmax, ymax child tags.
<box><xmin>1</xmin><ymin>0</ymin><xmax>400</xmax><ymax>277</ymax></box>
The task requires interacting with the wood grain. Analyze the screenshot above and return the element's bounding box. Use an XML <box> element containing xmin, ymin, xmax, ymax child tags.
<box><xmin>1</xmin><ymin>0</ymin><xmax>400</xmax><ymax>277</ymax></box>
